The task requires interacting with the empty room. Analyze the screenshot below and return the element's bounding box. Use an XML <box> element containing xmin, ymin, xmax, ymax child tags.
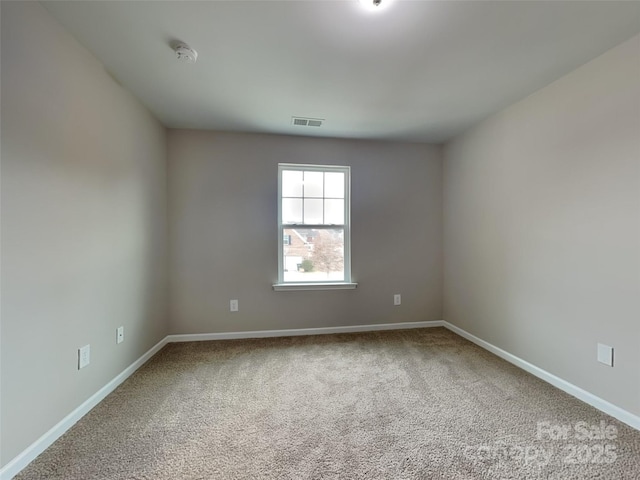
<box><xmin>1</xmin><ymin>1</ymin><xmax>639</xmax><ymax>479</ymax></box>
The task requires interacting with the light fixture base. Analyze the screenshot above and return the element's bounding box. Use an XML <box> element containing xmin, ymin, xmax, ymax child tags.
<box><xmin>359</xmin><ymin>0</ymin><xmax>392</xmax><ymax>11</ymax></box>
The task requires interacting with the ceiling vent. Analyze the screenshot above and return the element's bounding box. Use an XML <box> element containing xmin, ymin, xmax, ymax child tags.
<box><xmin>292</xmin><ymin>117</ymin><xmax>324</xmax><ymax>127</ymax></box>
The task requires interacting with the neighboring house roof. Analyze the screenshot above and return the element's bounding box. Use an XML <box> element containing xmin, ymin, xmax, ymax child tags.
<box><xmin>283</xmin><ymin>228</ymin><xmax>312</xmax><ymax>259</ymax></box>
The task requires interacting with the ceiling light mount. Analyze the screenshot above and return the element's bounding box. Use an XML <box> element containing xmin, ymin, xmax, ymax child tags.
<box><xmin>174</xmin><ymin>42</ymin><xmax>198</xmax><ymax>63</ymax></box>
<box><xmin>359</xmin><ymin>0</ymin><xmax>392</xmax><ymax>11</ymax></box>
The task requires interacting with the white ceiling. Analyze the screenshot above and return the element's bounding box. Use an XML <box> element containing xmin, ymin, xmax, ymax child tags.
<box><xmin>43</xmin><ymin>0</ymin><xmax>640</xmax><ymax>143</ymax></box>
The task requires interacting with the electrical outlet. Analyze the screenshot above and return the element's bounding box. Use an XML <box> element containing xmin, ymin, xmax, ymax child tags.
<box><xmin>597</xmin><ymin>343</ymin><xmax>614</xmax><ymax>367</ymax></box>
<box><xmin>230</xmin><ymin>299</ymin><xmax>239</xmax><ymax>312</ymax></box>
<box><xmin>116</xmin><ymin>326</ymin><xmax>124</xmax><ymax>344</ymax></box>
<box><xmin>394</xmin><ymin>294</ymin><xmax>401</xmax><ymax>306</ymax></box>
<box><xmin>78</xmin><ymin>344</ymin><xmax>90</xmax><ymax>369</ymax></box>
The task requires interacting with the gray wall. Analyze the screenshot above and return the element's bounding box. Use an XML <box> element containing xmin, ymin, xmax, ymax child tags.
<box><xmin>3</xmin><ymin>0</ymin><xmax>637</xmax><ymax>472</ymax></box>
<box><xmin>1</xmin><ymin>2</ymin><xmax>168</xmax><ymax>466</ymax></box>
<box><xmin>443</xmin><ymin>34</ymin><xmax>640</xmax><ymax>416</ymax></box>
<box><xmin>168</xmin><ymin>130</ymin><xmax>442</xmax><ymax>334</ymax></box>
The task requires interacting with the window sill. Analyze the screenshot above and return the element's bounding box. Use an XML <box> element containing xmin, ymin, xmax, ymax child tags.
<box><xmin>272</xmin><ymin>282</ymin><xmax>358</xmax><ymax>291</ymax></box>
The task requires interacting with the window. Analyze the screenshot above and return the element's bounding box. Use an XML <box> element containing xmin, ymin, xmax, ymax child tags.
<box><xmin>274</xmin><ymin>164</ymin><xmax>356</xmax><ymax>290</ymax></box>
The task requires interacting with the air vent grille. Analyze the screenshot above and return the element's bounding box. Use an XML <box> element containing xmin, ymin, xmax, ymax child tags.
<box><xmin>292</xmin><ymin>116</ymin><xmax>324</xmax><ymax>127</ymax></box>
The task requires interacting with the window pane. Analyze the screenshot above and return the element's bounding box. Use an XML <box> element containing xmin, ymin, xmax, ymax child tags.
<box><xmin>283</xmin><ymin>228</ymin><xmax>344</xmax><ymax>282</ymax></box>
<box><xmin>282</xmin><ymin>170</ymin><xmax>303</xmax><ymax>197</ymax></box>
<box><xmin>279</xmin><ymin>164</ymin><xmax>350</xmax><ymax>285</ymax></box>
<box><xmin>303</xmin><ymin>171</ymin><xmax>324</xmax><ymax>198</ymax></box>
<box><xmin>303</xmin><ymin>198</ymin><xmax>323</xmax><ymax>224</ymax></box>
<box><xmin>282</xmin><ymin>198</ymin><xmax>302</xmax><ymax>224</ymax></box>
<box><xmin>324</xmin><ymin>199</ymin><xmax>344</xmax><ymax>224</ymax></box>
<box><xmin>324</xmin><ymin>172</ymin><xmax>344</xmax><ymax>198</ymax></box>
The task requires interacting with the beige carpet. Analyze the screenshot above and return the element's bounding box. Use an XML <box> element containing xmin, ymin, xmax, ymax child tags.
<box><xmin>15</xmin><ymin>328</ymin><xmax>640</xmax><ymax>479</ymax></box>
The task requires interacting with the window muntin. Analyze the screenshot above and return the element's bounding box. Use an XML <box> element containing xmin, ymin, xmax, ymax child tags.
<box><xmin>278</xmin><ymin>164</ymin><xmax>351</xmax><ymax>284</ymax></box>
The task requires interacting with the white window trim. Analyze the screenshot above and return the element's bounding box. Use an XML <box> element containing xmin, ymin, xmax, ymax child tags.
<box><xmin>273</xmin><ymin>282</ymin><xmax>358</xmax><ymax>291</ymax></box>
<box><xmin>273</xmin><ymin>163</ymin><xmax>356</xmax><ymax>291</ymax></box>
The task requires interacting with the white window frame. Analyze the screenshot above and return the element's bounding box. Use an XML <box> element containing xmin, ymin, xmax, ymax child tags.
<box><xmin>273</xmin><ymin>163</ymin><xmax>357</xmax><ymax>291</ymax></box>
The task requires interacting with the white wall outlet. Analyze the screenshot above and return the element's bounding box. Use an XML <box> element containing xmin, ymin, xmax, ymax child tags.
<box><xmin>116</xmin><ymin>326</ymin><xmax>124</xmax><ymax>344</ymax></box>
<box><xmin>78</xmin><ymin>344</ymin><xmax>90</xmax><ymax>369</ymax></box>
<box><xmin>597</xmin><ymin>343</ymin><xmax>614</xmax><ymax>367</ymax></box>
<box><xmin>394</xmin><ymin>294</ymin><xmax>401</xmax><ymax>306</ymax></box>
<box><xmin>230</xmin><ymin>299</ymin><xmax>239</xmax><ymax>312</ymax></box>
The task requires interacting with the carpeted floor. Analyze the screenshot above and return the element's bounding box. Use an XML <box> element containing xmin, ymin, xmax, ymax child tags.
<box><xmin>15</xmin><ymin>328</ymin><xmax>640</xmax><ymax>479</ymax></box>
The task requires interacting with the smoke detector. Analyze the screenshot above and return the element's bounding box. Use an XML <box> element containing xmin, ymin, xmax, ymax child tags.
<box><xmin>174</xmin><ymin>43</ymin><xmax>198</xmax><ymax>63</ymax></box>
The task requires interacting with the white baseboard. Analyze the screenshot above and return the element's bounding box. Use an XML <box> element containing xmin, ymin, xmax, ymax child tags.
<box><xmin>5</xmin><ymin>319</ymin><xmax>638</xmax><ymax>479</ymax></box>
<box><xmin>1</xmin><ymin>320</ymin><xmax>440</xmax><ymax>479</ymax></box>
<box><xmin>442</xmin><ymin>321</ymin><xmax>640</xmax><ymax>431</ymax></box>
<box><xmin>166</xmin><ymin>320</ymin><xmax>445</xmax><ymax>343</ymax></box>
<box><xmin>0</xmin><ymin>337</ymin><xmax>169</xmax><ymax>480</ymax></box>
